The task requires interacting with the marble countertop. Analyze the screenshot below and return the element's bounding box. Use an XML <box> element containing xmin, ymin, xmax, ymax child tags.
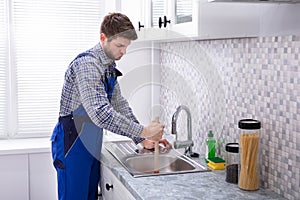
<box><xmin>101</xmin><ymin>143</ymin><xmax>286</xmax><ymax>200</ymax></box>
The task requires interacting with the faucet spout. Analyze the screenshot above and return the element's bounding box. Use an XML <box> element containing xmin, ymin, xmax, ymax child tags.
<box><xmin>171</xmin><ymin>105</ymin><xmax>194</xmax><ymax>155</ymax></box>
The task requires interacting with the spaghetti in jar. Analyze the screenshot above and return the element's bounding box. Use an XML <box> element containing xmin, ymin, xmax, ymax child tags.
<box><xmin>238</xmin><ymin>119</ymin><xmax>261</xmax><ymax>191</ymax></box>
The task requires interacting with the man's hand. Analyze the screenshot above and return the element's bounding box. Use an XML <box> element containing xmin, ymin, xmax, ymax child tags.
<box><xmin>139</xmin><ymin>119</ymin><xmax>164</xmax><ymax>141</ymax></box>
<box><xmin>140</xmin><ymin>138</ymin><xmax>172</xmax><ymax>150</ymax></box>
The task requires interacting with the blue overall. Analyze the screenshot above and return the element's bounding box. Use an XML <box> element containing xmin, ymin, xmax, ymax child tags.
<box><xmin>51</xmin><ymin>55</ymin><xmax>120</xmax><ymax>200</ymax></box>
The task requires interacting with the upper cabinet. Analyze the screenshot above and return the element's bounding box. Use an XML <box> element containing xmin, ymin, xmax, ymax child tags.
<box><xmin>174</xmin><ymin>0</ymin><xmax>260</xmax><ymax>39</ymax></box>
<box><xmin>106</xmin><ymin>0</ymin><xmax>261</xmax><ymax>41</ymax></box>
<box><xmin>192</xmin><ymin>0</ymin><xmax>260</xmax><ymax>39</ymax></box>
<box><xmin>136</xmin><ymin>0</ymin><xmax>190</xmax><ymax>41</ymax></box>
<box><xmin>119</xmin><ymin>0</ymin><xmax>145</xmax><ymax>32</ymax></box>
<box><xmin>104</xmin><ymin>0</ymin><xmax>145</xmax><ymax>31</ymax></box>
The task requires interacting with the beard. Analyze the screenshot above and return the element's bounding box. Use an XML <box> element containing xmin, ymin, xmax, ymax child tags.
<box><xmin>103</xmin><ymin>45</ymin><xmax>123</xmax><ymax>61</ymax></box>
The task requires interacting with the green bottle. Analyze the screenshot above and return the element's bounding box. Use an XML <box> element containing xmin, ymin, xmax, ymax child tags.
<box><xmin>206</xmin><ymin>130</ymin><xmax>216</xmax><ymax>160</ymax></box>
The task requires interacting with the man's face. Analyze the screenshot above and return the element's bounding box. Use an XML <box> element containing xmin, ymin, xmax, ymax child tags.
<box><xmin>101</xmin><ymin>34</ymin><xmax>131</xmax><ymax>61</ymax></box>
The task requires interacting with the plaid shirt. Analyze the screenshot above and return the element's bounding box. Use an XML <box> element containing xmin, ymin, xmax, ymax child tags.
<box><xmin>59</xmin><ymin>42</ymin><xmax>144</xmax><ymax>143</ymax></box>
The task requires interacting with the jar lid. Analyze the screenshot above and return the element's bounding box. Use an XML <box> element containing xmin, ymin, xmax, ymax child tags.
<box><xmin>225</xmin><ymin>143</ymin><xmax>239</xmax><ymax>153</ymax></box>
<box><xmin>238</xmin><ymin>119</ymin><xmax>261</xmax><ymax>130</ymax></box>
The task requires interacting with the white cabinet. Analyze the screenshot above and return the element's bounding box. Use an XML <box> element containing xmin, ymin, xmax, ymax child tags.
<box><xmin>104</xmin><ymin>0</ymin><xmax>145</xmax><ymax>32</ymax></box>
<box><xmin>106</xmin><ymin>0</ymin><xmax>270</xmax><ymax>41</ymax></box>
<box><xmin>120</xmin><ymin>0</ymin><xmax>145</xmax><ymax>31</ymax></box>
<box><xmin>104</xmin><ymin>0</ymin><xmax>121</xmax><ymax>13</ymax></box>
<box><xmin>100</xmin><ymin>164</ymin><xmax>135</xmax><ymax>200</ymax></box>
<box><xmin>0</xmin><ymin>154</ymin><xmax>29</xmax><ymax>200</ymax></box>
<box><xmin>137</xmin><ymin>0</ymin><xmax>175</xmax><ymax>41</ymax></box>
<box><xmin>190</xmin><ymin>0</ymin><xmax>259</xmax><ymax>39</ymax></box>
<box><xmin>139</xmin><ymin>0</ymin><xmax>260</xmax><ymax>41</ymax></box>
<box><xmin>148</xmin><ymin>0</ymin><xmax>169</xmax><ymax>28</ymax></box>
<box><xmin>29</xmin><ymin>153</ymin><xmax>57</xmax><ymax>200</ymax></box>
<box><xmin>0</xmin><ymin>152</ymin><xmax>57</xmax><ymax>200</ymax></box>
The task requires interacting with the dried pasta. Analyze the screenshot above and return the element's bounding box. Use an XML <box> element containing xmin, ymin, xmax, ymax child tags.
<box><xmin>238</xmin><ymin>133</ymin><xmax>259</xmax><ymax>190</ymax></box>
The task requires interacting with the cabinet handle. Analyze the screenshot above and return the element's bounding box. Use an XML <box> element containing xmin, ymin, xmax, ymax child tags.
<box><xmin>138</xmin><ymin>21</ymin><xmax>144</xmax><ymax>31</ymax></box>
<box><xmin>158</xmin><ymin>17</ymin><xmax>163</xmax><ymax>28</ymax></box>
<box><xmin>105</xmin><ymin>183</ymin><xmax>113</xmax><ymax>191</ymax></box>
<box><xmin>163</xmin><ymin>16</ymin><xmax>171</xmax><ymax>28</ymax></box>
<box><xmin>158</xmin><ymin>16</ymin><xmax>171</xmax><ymax>28</ymax></box>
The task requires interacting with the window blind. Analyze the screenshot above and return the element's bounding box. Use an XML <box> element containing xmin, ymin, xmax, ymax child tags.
<box><xmin>1</xmin><ymin>0</ymin><xmax>104</xmax><ymax>138</ymax></box>
<box><xmin>0</xmin><ymin>0</ymin><xmax>8</xmax><ymax>137</ymax></box>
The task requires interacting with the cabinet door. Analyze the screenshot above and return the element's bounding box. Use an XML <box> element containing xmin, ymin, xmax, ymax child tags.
<box><xmin>142</xmin><ymin>0</ymin><xmax>260</xmax><ymax>40</ymax></box>
<box><xmin>136</xmin><ymin>0</ymin><xmax>174</xmax><ymax>41</ymax></box>
<box><xmin>120</xmin><ymin>0</ymin><xmax>144</xmax><ymax>31</ymax></box>
<box><xmin>150</xmin><ymin>0</ymin><xmax>169</xmax><ymax>28</ymax></box>
<box><xmin>198</xmin><ymin>1</ymin><xmax>259</xmax><ymax>39</ymax></box>
<box><xmin>170</xmin><ymin>0</ymin><xmax>259</xmax><ymax>39</ymax></box>
<box><xmin>29</xmin><ymin>153</ymin><xmax>57</xmax><ymax>200</ymax></box>
<box><xmin>100</xmin><ymin>164</ymin><xmax>135</xmax><ymax>200</ymax></box>
<box><xmin>100</xmin><ymin>164</ymin><xmax>113</xmax><ymax>200</ymax></box>
<box><xmin>169</xmin><ymin>0</ymin><xmax>199</xmax><ymax>37</ymax></box>
<box><xmin>104</xmin><ymin>0</ymin><xmax>121</xmax><ymax>13</ymax></box>
<box><xmin>0</xmin><ymin>154</ymin><xmax>29</xmax><ymax>200</ymax></box>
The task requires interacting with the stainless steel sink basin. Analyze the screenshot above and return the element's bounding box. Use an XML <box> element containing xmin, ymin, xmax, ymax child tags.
<box><xmin>125</xmin><ymin>154</ymin><xmax>195</xmax><ymax>173</ymax></box>
<box><xmin>105</xmin><ymin>140</ymin><xmax>210</xmax><ymax>177</ymax></box>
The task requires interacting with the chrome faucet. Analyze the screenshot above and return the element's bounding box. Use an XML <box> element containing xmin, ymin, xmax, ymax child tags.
<box><xmin>171</xmin><ymin>105</ymin><xmax>194</xmax><ymax>156</ymax></box>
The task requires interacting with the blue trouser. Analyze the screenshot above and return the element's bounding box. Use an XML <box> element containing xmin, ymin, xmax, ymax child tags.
<box><xmin>51</xmin><ymin>105</ymin><xmax>103</xmax><ymax>200</ymax></box>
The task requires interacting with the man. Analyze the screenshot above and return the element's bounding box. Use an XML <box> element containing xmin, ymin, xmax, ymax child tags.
<box><xmin>51</xmin><ymin>13</ymin><xmax>168</xmax><ymax>200</ymax></box>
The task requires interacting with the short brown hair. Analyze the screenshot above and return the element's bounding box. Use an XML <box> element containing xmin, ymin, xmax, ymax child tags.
<box><xmin>100</xmin><ymin>13</ymin><xmax>137</xmax><ymax>41</ymax></box>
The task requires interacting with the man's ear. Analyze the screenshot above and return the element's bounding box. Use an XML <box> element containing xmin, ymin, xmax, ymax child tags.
<box><xmin>100</xmin><ymin>33</ymin><xmax>106</xmax><ymax>43</ymax></box>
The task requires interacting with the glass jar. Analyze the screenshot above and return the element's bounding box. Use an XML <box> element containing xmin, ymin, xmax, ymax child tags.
<box><xmin>238</xmin><ymin>119</ymin><xmax>261</xmax><ymax>191</ymax></box>
<box><xmin>225</xmin><ymin>143</ymin><xmax>239</xmax><ymax>184</ymax></box>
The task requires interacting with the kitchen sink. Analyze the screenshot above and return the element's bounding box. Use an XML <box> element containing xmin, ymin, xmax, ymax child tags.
<box><xmin>125</xmin><ymin>154</ymin><xmax>195</xmax><ymax>173</ymax></box>
<box><xmin>104</xmin><ymin>140</ymin><xmax>210</xmax><ymax>177</ymax></box>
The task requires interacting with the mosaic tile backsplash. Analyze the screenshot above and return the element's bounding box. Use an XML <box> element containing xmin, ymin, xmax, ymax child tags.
<box><xmin>159</xmin><ymin>35</ymin><xmax>300</xmax><ymax>200</ymax></box>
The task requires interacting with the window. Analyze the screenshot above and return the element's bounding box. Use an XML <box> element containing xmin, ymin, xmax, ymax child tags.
<box><xmin>0</xmin><ymin>0</ymin><xmax>8</xmax><ymax>138</ymax></box>
<box><xmin>0</xmin><ymin>0</ymin><xmax>104</xmax><ymax>138</ymax></box>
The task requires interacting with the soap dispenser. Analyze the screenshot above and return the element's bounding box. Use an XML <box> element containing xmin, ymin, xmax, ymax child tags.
<box><xmin>206</xmin><ymin>130</ymin><xmax>216</xmax><ymax>160</ymax></box>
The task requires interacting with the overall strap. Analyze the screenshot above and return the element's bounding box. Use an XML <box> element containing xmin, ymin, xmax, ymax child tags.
<box><xmin>103</xmin><ymin>68</ymin><xmax>122</xmax><ymax>101</ymax></box>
